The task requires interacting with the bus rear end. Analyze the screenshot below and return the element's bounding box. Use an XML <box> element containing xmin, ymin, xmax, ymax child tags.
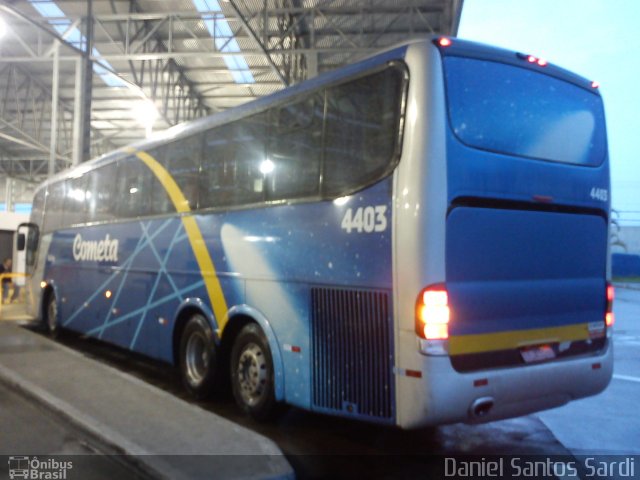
<box><xmin>394</xmin><ymin>38</ymin><xmax>612</xmax><ymax>428</ymax></box>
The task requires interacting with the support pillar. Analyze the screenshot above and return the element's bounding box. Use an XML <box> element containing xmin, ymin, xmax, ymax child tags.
<box><xmin>4</xmin><ymin>177</ymin><xmax>13</xmax><ymax>212</ymax></box>
<box><xmin>49</xmin><ymin>40</ymin><xmax>60</xmax><ymax>177</ymax></box>
<box><xmin>81</xmin><ymin>1</ymin><xmax>94</xmax><ymax>162</ymax></box>
<box><xmin>72</xmin><ymin>57</ymin><xmax>86</xmax><ymax>166</ymax></box>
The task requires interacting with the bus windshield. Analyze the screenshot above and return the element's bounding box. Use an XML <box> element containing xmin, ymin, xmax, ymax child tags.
<box><xmin>444</xmin><ymin>56</ymin><xmax>607</xmax><ymax>166</ymax></box>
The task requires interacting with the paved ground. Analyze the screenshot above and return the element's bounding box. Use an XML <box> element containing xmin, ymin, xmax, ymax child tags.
<box><xmin>537</xmin><ymin>285</ymin><xmax>640</xmax><ymax>456</ymax></box>
<box><xmin>0</xmin><ymin>381</ymin><xmax>149</xmax><ymax>479</ymax></box>
<box><xmin>0</xmin><ymin>321</ymin><xmax>293</xmax><ymax>480</ymax></box>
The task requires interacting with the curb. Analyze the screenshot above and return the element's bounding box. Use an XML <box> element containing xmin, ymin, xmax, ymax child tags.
<box><xmin>0</xmin><ymin>363</ymin><xmax>174</xmax><ymax>480</ymax></box>
<box><xmin>0</xmin><ymin>324</ymin><xmax>294</xmax><ymax>480</ymax></box>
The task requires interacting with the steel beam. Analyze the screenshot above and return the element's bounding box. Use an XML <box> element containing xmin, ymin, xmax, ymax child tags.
<box><xmin>49</xmin><ymin>41</ymin><xmax>60</xmax><ymax>176</ymax></box>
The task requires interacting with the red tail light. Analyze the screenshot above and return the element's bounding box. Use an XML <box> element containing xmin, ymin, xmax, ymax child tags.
<box><xmin>416</xmin><ymin>284</ymin><xmax>450</xmax><ymax>340</ymax></box>
<box><xmin>606</xmin><ymin>283</ymin><xmax>614</xmax><ymax>327</ymax></box>
<box><xmin>438</xmin><ymin>37</ymin><xmax>452</xmax><ymax>48</ymax></box>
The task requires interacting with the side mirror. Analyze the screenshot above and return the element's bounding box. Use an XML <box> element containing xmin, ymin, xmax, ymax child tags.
<box><xmin>17</xmin><ymin>233</ymin><xmax>26</xmax><ymax>251</ymax></box>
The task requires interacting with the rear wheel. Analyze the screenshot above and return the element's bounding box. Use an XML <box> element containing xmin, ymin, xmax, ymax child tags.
<box><xmin>179</xmin><ymin>314</ymin><xmax>219</xmax><ymax>399</ymax></box>
<box><xmin>43</xmin><ymin>293</ymin><xmax>58</xmax><ymax>337</ymax></box>
<box><xmin>230</xmin><ymin>323</ymin><xmax>278</xmax><ymax>421</ymax></box>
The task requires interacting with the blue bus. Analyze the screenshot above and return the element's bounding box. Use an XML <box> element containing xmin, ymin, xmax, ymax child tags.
<box><xmin>18</xmin><ymin>37</ymin><xmax>613</xmax><ymax>428</ymax></box>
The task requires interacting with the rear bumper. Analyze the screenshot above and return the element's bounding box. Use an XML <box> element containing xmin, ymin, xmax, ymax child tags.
<box><xmin>395</xmin><ymin>330</ymin><xmax>613</xmax><ymax>429</ymax></box>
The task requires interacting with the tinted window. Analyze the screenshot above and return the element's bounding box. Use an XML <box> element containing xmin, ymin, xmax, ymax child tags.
<box><xmin>152</xmin><ymin>136</ymin><xmax>202</xmax><ymax>211</ymax></box>
<box><xmin>115</xmin><ymin>156</ymin><xmax>155</xmax><ymax>218</ymax></box>
<box><xmin>30</xmin><ymin>188</ymin><xmax>46</xmax><ymax>229</ymax></box>
<box><xmin>43</xmin><ymin>182</ymin><xmax>65</xmax><ymax>233</ymax></box>
<box><xmin>87</xmin><ymin>163</ymin><xmax>117</xmax><ymax>223</ymax></box>
<box><xmin>63</xmin><ymin>175</ymin><xmax>88</xmax><ymax>226</ymax></box>
<box><xmin>267</xmin><ymin>94</ymin><xmax>323</xmax><ymax>200</ymax></box>
<box><xmin>444</xmin><ymin>57</ymin><xmax>607</xmax><ymax>166</ymax></box>
<box><xmin>201</xmin><ymin>112</ymin><xmax>269</xmax><ymax>208</ymax></box>
<box><xmin>145</xmin><ymin>149</ymin><xmax>174</xmax><ymax>215</ymax></box>
<box><xmin>323</xmin><ymin>66</ymin><xmax>404</xmax><ymax>197</ymax></box>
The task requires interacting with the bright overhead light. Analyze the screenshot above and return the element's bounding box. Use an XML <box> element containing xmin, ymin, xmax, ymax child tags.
<box><xmin>0</xmin><ymin>17</ymin><xmax>7</xmax><ymax>39</ymax></box>
<box><xmin>132</xmin><ymin>100</ymin><xmax>159</xmax><ymax>126</ymax></box>
<box><xmin>132</xmin><ymin>100</ymin><xmax>159</xmax><ymax>137</ymax></box>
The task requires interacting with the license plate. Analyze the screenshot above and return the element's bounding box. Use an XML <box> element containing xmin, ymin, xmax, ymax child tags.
<box><xmin>520</xmin><ymin>344</ymin><xmax>556</xmax><ymax>363</ymax></box>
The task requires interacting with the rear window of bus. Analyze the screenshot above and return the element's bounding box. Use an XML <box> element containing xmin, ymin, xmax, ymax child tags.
<box><xmin>443</xmin><ymin>56</ymin><xmax>607</xmax><ymax>166</ymax></box>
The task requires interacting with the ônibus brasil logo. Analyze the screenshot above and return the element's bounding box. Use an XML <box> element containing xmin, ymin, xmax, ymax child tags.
<box><xmin>8</xmin><ymin>456</ymin><xmax>72</xmax><ymax>479</ymax></box>
<box><xmin>72</xmin><ymin>233</ymin><xmax>119</xmax><ymax>262</ymax></box>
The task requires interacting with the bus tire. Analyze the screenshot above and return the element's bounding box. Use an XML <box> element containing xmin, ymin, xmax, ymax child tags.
<box><xmin>230</xmin><ymin>323</ymin><xmax>278</xmax><ymax>421</ymax></box>
<box><xmin>44</xmin><ymin>293</ymin><xmax>59</xmax><ymax>338</ymax></box>
<box><xmin>179</xmin><ymin>314</ymin><xmax>218</xmax><ymax>399</ymax></box>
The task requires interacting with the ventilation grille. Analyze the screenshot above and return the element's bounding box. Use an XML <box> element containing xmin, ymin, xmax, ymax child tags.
<box><xmin>311</xmin><ymin>287</ymin><xmax>394</xmax><ymax>420</ymax></box>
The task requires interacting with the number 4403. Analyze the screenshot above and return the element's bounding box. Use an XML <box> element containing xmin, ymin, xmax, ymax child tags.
<box><xmin>341</xmin><ymin>206</ymin><xmax>388</xmax><ymax>233</ymax></box>
<box><xmin>590</xmin><ymin>188</ymin><xmax>608</xmax><ymax>202</ymax></box>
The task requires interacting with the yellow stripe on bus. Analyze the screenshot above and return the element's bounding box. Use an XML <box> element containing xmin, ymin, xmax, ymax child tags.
<box><xmin>449</xmin><ymin>322</ymin><xmax>591</xmax><ymax>356</ymax></box>
<box><xmin>128</xmin><ymin>148</ymin><xmax>229</xmax><ymax>332</ymax></box>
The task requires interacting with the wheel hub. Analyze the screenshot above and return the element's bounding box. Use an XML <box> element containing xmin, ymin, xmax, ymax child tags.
<box><xmin>185</xmin><ymin>331</ymin><xmax>209</xmax><ymax>386</ymax></box>
<box><xmin>237</xmin><ymin>343</ymin><xmax>267</xmax><ymax>406</ymax></box>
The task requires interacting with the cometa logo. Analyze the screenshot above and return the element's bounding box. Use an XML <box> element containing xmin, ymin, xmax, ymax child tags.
<box><xmin>72</xmin><ymin>234</ymin><xmax>119</xmax><ymax>262</ymax></box>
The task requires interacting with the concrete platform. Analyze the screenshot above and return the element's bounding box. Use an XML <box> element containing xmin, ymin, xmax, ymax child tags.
<box><xmin>0</xmin><ymin>321</ymin><xmax>294</xmax><ymax>480</ymax></box>
<box><xmin>0</xmin><ymin>302</ymin><xmax>33</xmax><ymax>322</ymax></box>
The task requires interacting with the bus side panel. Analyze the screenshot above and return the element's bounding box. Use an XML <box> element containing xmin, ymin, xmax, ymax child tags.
<box><xmin>392</xmin><ymin>41</ymin><xmax>450</xmax><ymax>428</ymax></box>
<box><xmin>43</xmin><ymin>177</ymin><xmax>394</xmax><ymax>421</ymax></box>
<box><xmin>217</xmin><ymin>178</ymin><xmax>395</xmax><ymax>419</ymax></box>
<box><xmin>45</xmin><ymin>219</ymin><xmax>207</xmax><ymax>362</ymax></box>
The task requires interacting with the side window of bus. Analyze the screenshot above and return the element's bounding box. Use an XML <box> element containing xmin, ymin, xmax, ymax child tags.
<box><xmin>159</xmin><ymin>135</ymin><xmax>202</xmax><ymax>211</ymax></box>
<box><xmin>201</xmin><ymin>123</ymin><xmax>237</xmax><ymax>209</ymax></box>
<box><xmin>30</xmin><ymin>188</ymin><xmax>46</xmax><ymax>230</ymax></box>
<box><xmin>115</xmin><ymin>156</ymin><xmax>157</xmax><ymax>218</ymax></box>
<box><xmin>323</xmin><ymin>67</ymin><xmax>404</xmax><ymax>197</ymax></box>
<box><xmin>63</xmin><ymin>175</ymin><xmax>88</xmax><ymax>227</ymax></box>
<box><xmin>87</xmin><ymin>163</ymin><xmax>117</xmax><ymax>223</ymax></box>
<box><xmin>145</xmin><ymin>148</ymin><xmax>173</xmax><ymax>215</ymax></box>
<box><xmin>43</xmin><ymin>181</ymin><xmax>65</xmax><ymax>233</ymax></box>
<box><xmin>266</xmin><ymin>94</ymin><xmax>323</xmax><ymax>201</ymax></box>
<box><xmin>201</xmin><ymin>112</ymin><xmax>268</xmax><ymax>208</ymax></box>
